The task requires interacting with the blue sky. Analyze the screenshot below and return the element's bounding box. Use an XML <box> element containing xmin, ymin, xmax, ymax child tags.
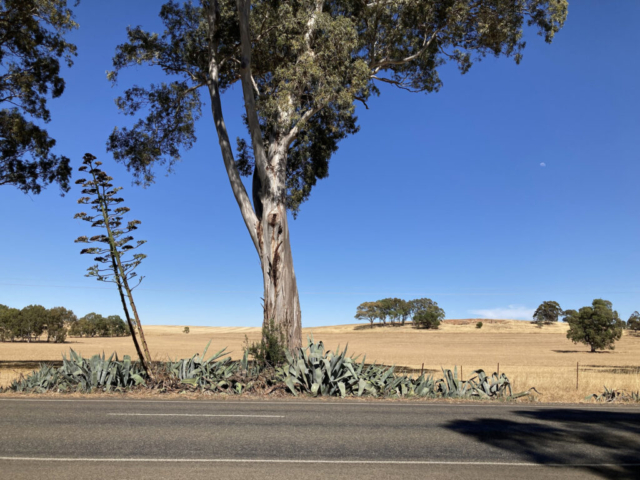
<box><xmin>1</xmin><ymin>1</ymin><xmax>638</xmax><ymax>327</ymax></box>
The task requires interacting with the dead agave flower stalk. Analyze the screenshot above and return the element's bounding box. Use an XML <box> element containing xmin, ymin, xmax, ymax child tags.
<box><xmin>74</xmin><ymin>153</ymin><xmax>154</xmax><ymax>379</ymax></box>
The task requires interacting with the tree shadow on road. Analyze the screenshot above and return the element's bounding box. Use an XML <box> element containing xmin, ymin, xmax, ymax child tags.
<box><xmin>445</xmin><ymin>408</ymin><xmax>640</xmax><ymax>479</ymax></box>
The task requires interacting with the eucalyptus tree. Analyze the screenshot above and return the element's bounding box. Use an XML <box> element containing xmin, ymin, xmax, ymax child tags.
<box><xmin>628</xmin><ymin>311</ymin><xmax>640</xmax><ymax>333</ymax></box>
<box><xmin>533</xmin><ymin>300</ymin><xmax>563</xmax><ymax>326</ymax></box>
<box><xmin>355</xmin><ymin>301</ymin><xmax>380</xmax><ymax>328</ymax></box>
<box><xmin>564</xmin><ymin>299</ymin><xmax>623</xmax><ymax>352</ymax></box>
<box><xmin>74</xmin><ymin>153</ymin><xmax>154</xmax><ymax>377</ymax></box>
<box><xmin>108</xmin><ymin>0</ymin><xmax>567</xmax><ymax>349</ymax></box>
<box><xmin>0</xmin><ymin>0</ymin><xmax>78</xmax><ymax>194</ymax></box>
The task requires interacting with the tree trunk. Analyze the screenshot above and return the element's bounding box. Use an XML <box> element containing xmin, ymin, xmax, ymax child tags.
<box><xmin>259</xmin><ymin>199</ymin><xmax>302</xmax><ymax>351</ymax></box>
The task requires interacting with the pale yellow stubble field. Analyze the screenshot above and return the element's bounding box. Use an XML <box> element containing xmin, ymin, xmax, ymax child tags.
<box><xmin>1</xmin><ymin>320</ymin><xmax>639</xmax><ymax>402</ymax></box>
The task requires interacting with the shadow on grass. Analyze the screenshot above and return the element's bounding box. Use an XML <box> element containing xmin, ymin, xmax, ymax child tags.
<box><xmin>353</xmin><ymin>323</ymin><xmax>414</xmax><ymax>331</ymax></box>
<box><xmin>551</xmin><ymin>350</ymin><xmax>611</xmax><ymax>354</ymax></box>
<box><xmin>446</xmin><ymin>408</ymin><xmax>640</xmax><ymax>479</ymax></box>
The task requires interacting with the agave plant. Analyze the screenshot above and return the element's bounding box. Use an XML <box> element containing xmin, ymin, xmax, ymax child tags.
<box><xmin>164</xmin><ymin>341</ymin><xmax>243</xmax><ymax>392</ymax></box>
<box><xmin>10</xmin><ymin>349</ymin><xmax>146</xmax><ymax>393</ymax></box>
<box><xmin>587</xmin><ymin>386</ymin><xmax>640</xmax><ymax>403</ymax></box>
<box><xmin>279</xmin><ymin>337</ymin><xmax>531</xmax><ymax>400</ymax></box>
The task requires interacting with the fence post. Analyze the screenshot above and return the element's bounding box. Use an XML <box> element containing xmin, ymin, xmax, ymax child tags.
<box><xmin>421</xmin><ymin>363</ymin><xmax>424</xmax><ymax>377</ymax></box>
<box><xmin>497</xmin><ymin>363</ymin><xmax>500</xmax><ymax>376</ymax></box>
<box><xmin>461</xmin><ymin>365</ymin><xmax>463</xmax><ymax>382</ymax></box>
<box><xmin>576</xmin><ymin>361</ymin><xmax>579</xmax><ymax>390</ymax></box>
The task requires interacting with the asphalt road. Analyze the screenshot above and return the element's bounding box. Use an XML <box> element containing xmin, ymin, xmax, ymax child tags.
<box><xmin>0</xmin><ymin>398</ymin><xmax>639</xmax><ymax>480</ymax></box>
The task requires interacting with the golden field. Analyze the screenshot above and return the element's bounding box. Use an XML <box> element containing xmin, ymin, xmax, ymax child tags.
<box><xmin>1</xmin><ymin>319</ymin><xmax>639</xmax><ymax>402</ymax></box>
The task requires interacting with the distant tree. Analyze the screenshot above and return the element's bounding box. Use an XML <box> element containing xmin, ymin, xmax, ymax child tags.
<box><xmin>412</xmin><ymin>299</ymin><xmax>445</xmax><ymax>329</ymax></box>
<box><xmin>0</xmin><ymin>0</ymin><xmax>78</xmax><ymax>195</ymax></box>
<box><xmin>75</xmin><ymin>153</ymin><xmax>154</xmax><ymax>378</ymax></box>
<box><xmin>627</xmin><ymin>311</ymin><xmax>640</xmax><ymax>334</ymax></box>
<box><xmin>396</xmin><ymin>300</ymin><xmax>411</xmax><ymax>325</ymax></box>
<box><xmin>107</xmin><ymin>315</ymin><xmax>129</xmax><ymax>336</ymax></box>
<box><xmin>564</xmin><ymin>299</ymin><xmax>624</xmax><ymax>352</ymax></box>
<box><xmin>46</xmin><ymin>306</ymin><xmax>75</xmax><ymax>343</ymax></box>
<box><xmin>533</xmin><ymin>301</ymin><xmax>563</xmax><ymax>326</ymax></box>
<box><xmin>476</xmin><ymin>321</ymin><xmax>483</xmax><ymax>329</ymax></box>
<box><xmin>378</xmin><ymin>298</ymin><xmax>405</xmax><ymax>325</ymax></box>
<box><xmin>107</xmin><ymin>0</ymin><xmax>567</xmax><ymax>349</ymax></box>
<box><xmin>183</xmin><ymin>326</ymin><xmax>190</xmax><ymax>334</ymax></box>
<box><xmin>355</xmin><ymin>302</ymin><xmax>380</xmax><ymax>328</ymax></box>
<box><xmin>0</xmin><ymin>305</ymin><xmax>17</xmax><ymax>341</ymax></box>
<box><xmin>19</xmin><ymin>305</ymin><xmax>48</xmax><ymax>342</ymax></box>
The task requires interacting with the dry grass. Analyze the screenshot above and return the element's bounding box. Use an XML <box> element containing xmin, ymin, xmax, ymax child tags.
<box><xmin>2</xmin><ymin>319</ymin><xmax>639</xmax><ymax>403</ymax></box>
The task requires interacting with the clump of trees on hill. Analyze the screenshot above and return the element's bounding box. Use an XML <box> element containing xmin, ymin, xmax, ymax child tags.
<box><xmin>0</xmin><ymin>304</ymin><xmax>129</xmax><ymax>342</ymax></box>
<box><xmin>355</xmin><ymin>298</ymin><xmax>444</xmax><ymax>330</ymax></box>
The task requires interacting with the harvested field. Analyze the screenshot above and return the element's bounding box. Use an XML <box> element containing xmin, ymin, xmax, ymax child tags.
<box><xmin>1</xmin><ymin>320</ymin><xmax>639</xmax><ymax>402</ymax></box>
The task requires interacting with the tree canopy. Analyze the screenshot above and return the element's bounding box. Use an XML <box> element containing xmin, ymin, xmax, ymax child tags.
<box><xmin>627</xmin><ymin>311</ymin><xmax>640</xmax><ymax>333</ymax></box>
<box><xmin>533</xmin><ymin>300</ymin><xmax>563</xmax><ymax>325</ymax></box>
<box><xmin>108</xmin><ymin>0</ymin><xmax>567</xmax><ymax>214</ymax></box>
<box><xmin>564</xmin><ymin>299</ymin><xmax>624</xmax><ymax>352</ymax></box>
<box><xmin>0</xmin><ymin>0</ymin><xmax>78</xmax><ymax>194</ymax></box>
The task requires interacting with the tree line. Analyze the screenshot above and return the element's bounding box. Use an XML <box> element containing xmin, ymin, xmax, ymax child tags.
<box><xmin>355</xmin><ymin>298</ymin><xmax>445</xmax><ymax>329</ymax></box>
<box><xmin>0</xmin><ymin>304</ymin><xmax>130</xmax><ymax>343</ymax></box>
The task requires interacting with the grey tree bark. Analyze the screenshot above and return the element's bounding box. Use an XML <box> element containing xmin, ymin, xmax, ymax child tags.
<box><xmin>205</xmin><ymin>0</ymin><xmax>303</xmax><ymax>350</ymax></box>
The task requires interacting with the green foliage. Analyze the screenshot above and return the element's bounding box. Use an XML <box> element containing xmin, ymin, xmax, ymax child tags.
<box><xmin>355</xmin><ymin>301</ymin><xmax>381</xmax><ymax>328</ymax></box>
<box><xmin>564</xmin><ymin>299</ymin><xmax>624</xmax><ymax>352</ymax></box>
<box><xmin>107</xmin><ymin>0</ymin><xmax>567</xmax><ymax>215</ymax></box>
<box><xmin>0</xmin><ymin>0</ymin><xmax>78</xmax><ymax>194</ymax></box>
<box><xmin>412</xmin><ymin>299</ymin><xmax>445</xmax><ymax>329</ymax></box>
<box><xmin>627</xmin><ymin>311</ymin><xmax>640</xmax><ymax>333</ymax></box>
<box><xmin>476</xmin><ymin>322</ymin><xmax>483</xmax><ymax>329</ymax></box>
<box><xmin>68</xmin><ymin>313</ymin><xmax>130</xmax><ymax>338</ymax></box>
<box><xmin>9</xmin><ymin>350</ymin><xmax>146</xmax><ymax>393</ymax></box>
<box><xmin>279</xmin><ymin>338</ymin><xmax>528</xmax><ymax>399</ymax></box>
<box><xmin>183</xmin><ymin>326</ymin><xmax>190</xmax><ymax>334</ymax></box>
<box><xmin>533</xmin><ymin>300</ymin><xmax>563</xmax><ymax>325</ymax></box>
<box><xmin>356</xmin><ymin>297</ymin><xmax>444</xmax><ymax>328</ymax></box>
<box><xmin>0</xmin><ymin>304</ymin><xmax>75</xmax><ymax>343</ymax></box>
<box><xmin>6</xmin><ymin>340</ymin><xmax>532</xmax><ymax>400</ymax></box>
<box><xmin>165</xmin><ymin>342</ymin><xmax>242</xmax><ymax>391</ymax></box>
<box><xmin>244</xmin><ymin>318</ymin><xmax>287</xmax><ymax>367</ymax></box>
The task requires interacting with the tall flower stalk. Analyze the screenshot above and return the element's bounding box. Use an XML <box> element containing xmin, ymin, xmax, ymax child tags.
<box><xmin>74</xmin><ymin>153</ymin><xmax>154</xmax><ymax>378</ymax></box>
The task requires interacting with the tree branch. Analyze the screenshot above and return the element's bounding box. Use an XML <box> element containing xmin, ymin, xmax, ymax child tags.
<box><xmin>205</xmin><ymin>0</ymin><xmax>259</xmax><ymax>254</ymax></box>
<box><xmin>370</xmin><ymin>29</ymin><xmax>440</xmax><ymax>72</ymax></box>
<box><xmin>236</xmin><ymin>0</ymin><xmax>270</xmax><ymax>188</ymax></box>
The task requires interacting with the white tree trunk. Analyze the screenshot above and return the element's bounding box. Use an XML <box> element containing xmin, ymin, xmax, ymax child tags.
<box><xmin>258</xmin><ymin>196</ymin><xmax>302</xmax><ymax>351</ymax></box>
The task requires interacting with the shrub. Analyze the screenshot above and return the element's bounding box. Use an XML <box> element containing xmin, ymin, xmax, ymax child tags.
<box><xmin>476</xmin><ymin>321</ymin><xmax>483</xmax><ymax>329</ymax></box>
<box><xmin>564</xmin><ymin>299</ymin><xmax>623</xmax><ymax>352</ymax></box>
<box><xmin>183</xmin><ymin>326</ymin><xmax>190</xmax><ymax>334</ymax></box>
<box><xmin>244</xmin><ymin>318</ymin><xmax>287</xmax><ymax>367</ymax></box>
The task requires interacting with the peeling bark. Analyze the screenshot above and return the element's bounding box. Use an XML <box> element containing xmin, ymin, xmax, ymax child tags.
<box><xmin>259</xmin><ymin>199</ymin><xmax>302</xmax><ymax>351</ymax></box>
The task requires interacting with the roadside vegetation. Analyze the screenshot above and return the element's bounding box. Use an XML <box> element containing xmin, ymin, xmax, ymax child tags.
<box><xmin>4</xmin><ymin>337</ymin><xmax>533</xmax><ymax>401</ymax></box>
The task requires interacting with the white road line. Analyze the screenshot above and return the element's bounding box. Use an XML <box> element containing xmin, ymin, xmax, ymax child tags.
<box><xmin>107</xmin><ymin>413</ymin><xmax>283</xmax><ymax>418</ymax></box>
<box><xmin>0</xmin><ymin>457</ymin><xmax>638</xmax><ymax>467</ymax></box>
<box><xmin>0</xmin><ymin>398</ymin><xmax>639</xmax><ymax>411</ymax></box>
